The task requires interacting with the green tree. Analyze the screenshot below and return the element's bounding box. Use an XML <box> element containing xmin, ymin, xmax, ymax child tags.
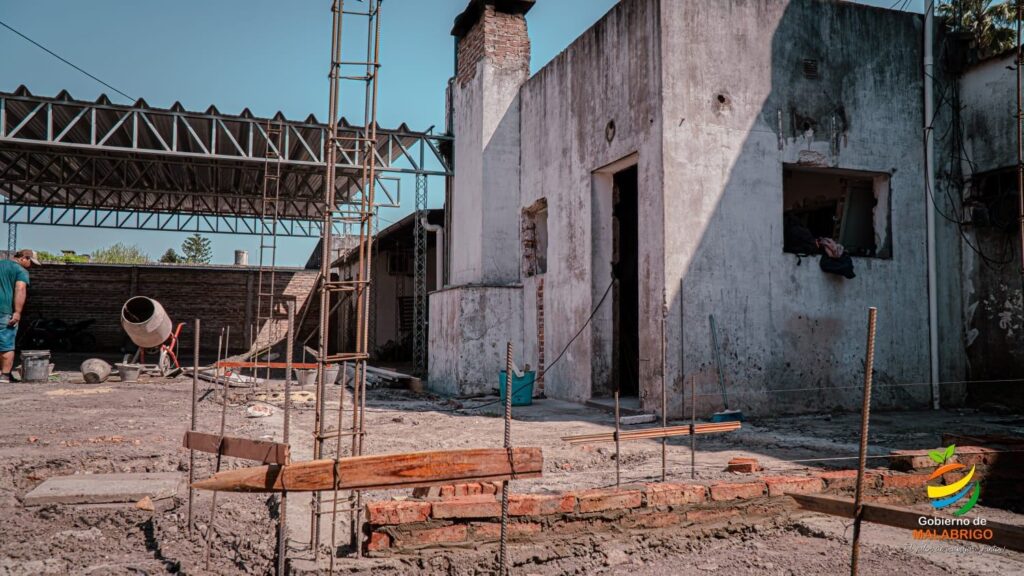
<box><xmin>938</xmin><ymin>0</ymin><xmax>1018</xmax><ymax>60</ymax></box>
<box><xmin>90</xmin><ymin>243</ymin><xmax>151</xmax><ymax>264</ymax></box>
<box><xmin>181</xmin><ymin>233</ymin><xmax>212</xmax><ymax>264</ymax></box>
<box><xmin>159</xmin><ymin>248</ymin><xmax>181</xmax><ymax>264</ymax></box>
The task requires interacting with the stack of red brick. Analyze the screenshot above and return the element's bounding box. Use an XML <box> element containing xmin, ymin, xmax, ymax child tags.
<box><xmin>362</xmin><ymin>466</ymin><xmax>942</xmax><ymax>554</ymax></box>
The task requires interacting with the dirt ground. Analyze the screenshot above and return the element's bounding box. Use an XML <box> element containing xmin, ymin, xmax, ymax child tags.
<box><xmin>1</xmin><ymin>364</ymin><xmax>1023</xmax><ymax>575</ymax></box>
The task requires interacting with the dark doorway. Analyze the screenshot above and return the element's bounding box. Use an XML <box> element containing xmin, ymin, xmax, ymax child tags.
<box><xmin>612</xmin><ymin>165</ymin><xmax>639</xmax><ymax>397</ymax></box>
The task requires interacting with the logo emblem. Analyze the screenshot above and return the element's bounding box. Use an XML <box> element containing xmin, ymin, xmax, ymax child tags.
<box><xmin>926</xmin><ymin>444</ymin><xmax>980</xmax><ymax>517</ymax></box>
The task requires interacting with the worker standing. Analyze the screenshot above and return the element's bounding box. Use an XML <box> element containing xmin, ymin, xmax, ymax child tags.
<box><xmin>0</xmin><ymin>249</ymin><xmax>39</xmax><ymax>383</ymax></box>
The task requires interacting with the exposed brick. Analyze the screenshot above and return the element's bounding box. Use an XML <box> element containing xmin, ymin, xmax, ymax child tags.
<box><xmin>818</xmin><ymin>470</ymin><xmax>860</xmax><ymax>490</ymax></box>
<box><xmin>365</xmin><ymin>500</ymin><xmax>430</xmax><ymax>525</ymax></box>
<box><xmin>576</xmin><ymin>488</ymin><xmax>643</xmax><ymax>513</ymax></box>
<box><xmin>394</xmin><ymin>524</ymin><xmax>468</xmax><ymax>548</ymax></box>
<box><xmin>509</xmin><ymin>493</ymin><xmax>575</xmax><ymax>516</ymax></box>
<box><xmin>880</xmin><ymin>471</ymin><xmax>929</xmax><ymax>489</ymax></box>
<box><xmin>764</xmin><ymin>476</ymin><xmax>823</xmax><ymax>497</ymax></box>
<box><xmin>954</xmin><ymin>446</ymin><xmax>998</xmax><ymax>467</ymax></box>
<box><xmin>643</xmin><ymin>483</ymin><xmax>706</xmax><ymax>506</ymax></box>
<box><xmin>725</xmin><ymin>457</ymin><xmax>761</xmax><ymax>474</ymax></box>
<box><xmin>889</xmin><ymin>450</ymin><xmax>936</xmax><ymax>471</ymax></box>
<box><xmin>469</xmin><ymin>521</ymin><xmax>542</xmax><ymax>541</ymax></box>
<box><xmin>367</xmin><ymin>531</ymin><xmax>391</xmax><ymax>551</ymax></box>
<box><xmin>709</xmin><ymin>482</ymin><xmax>765</xmax><ymax>501</ymax></box>
<box><xmin>686</xmin><ymin>508</ymin><xmax>740</xmax><ymax>523</ymax></box>
<box><xmin>431</xmin><ymin>495</ymin><xmax>501</xmax><ymax>519</ymax></box>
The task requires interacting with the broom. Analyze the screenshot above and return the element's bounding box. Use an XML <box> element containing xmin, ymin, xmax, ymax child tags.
<box><xmin>709</xmin><ymin>314</ymin><xmax>743</xmax><ymax>423</ymax></box>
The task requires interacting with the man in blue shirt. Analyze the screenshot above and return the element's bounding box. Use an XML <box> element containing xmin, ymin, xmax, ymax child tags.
<box><xmin>0</xmin><ymin>249</ymin><xmax>39</xmax><ymax>383</ymax></box>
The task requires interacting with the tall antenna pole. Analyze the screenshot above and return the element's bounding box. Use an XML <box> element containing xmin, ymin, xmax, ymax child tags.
<box><xmin>1017</xmin><ymin>0</ymin><xmax>1023</xmax><ymax>276</ymax></box>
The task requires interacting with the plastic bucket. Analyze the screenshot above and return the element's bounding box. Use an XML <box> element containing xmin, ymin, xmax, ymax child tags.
<box><xmin>22</xmin><ymin>350</ymin><xmax>50</xmax><ymax>382</ymax></box>
<box><xmin>115</xmin><ymin>363</ymin><xmax>142</xmax><ymax>383</ymax></box>
<box><xmin>498</xmin><ymin>370</ymin><xmax>535</xmax><ymax>406</ymax></box>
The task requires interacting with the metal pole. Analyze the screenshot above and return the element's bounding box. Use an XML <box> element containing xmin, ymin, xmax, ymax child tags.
<box><xmin>187</xmin><ymin>318</ymin><xmax>200</xmax><ymax>537</ymax></box>
<box><xmin>850</xmin><ymin>307</ymin><xmax>878</xmax><ymax>576</ymax></box>
<box><xmin>614</xmin><ymin>388</ymin><xmax>621</xmax><ymax>487</ymax></box>
<box><xmin>278</xmin><ymin>303</ymin><xmax>294</xmax><ymax>576</ymax></box>
<box><xmin>499</xmin><ymin>341</ymin><xmax>513</xmax><ymax>575</ymax></box>
<box><xmin>204</xmin><ymin>327</ymin><xmax>225</xmax><ymax>571</ymax></box>
<box><xmin>661</xmin><ymin>297</ymin><xmax>667</xmax><ymax>482</ymax></box>
<box><xmin>924</xmin><ymin>0</ymin><xmax>940</xmax><ymax>410</ymax></box>
<box><xmin>690</xmin><ymin>374</ymin><xmax>696</xmax><ymax>480</ymax></box>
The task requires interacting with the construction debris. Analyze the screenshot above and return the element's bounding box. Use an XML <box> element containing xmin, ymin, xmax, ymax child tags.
<box><xmin>23</xmin><ymin>472</ymin><xmax>182</xmax><ymax>506</ymax></box>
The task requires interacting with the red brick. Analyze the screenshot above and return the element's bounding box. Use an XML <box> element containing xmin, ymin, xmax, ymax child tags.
<box><xmin>481</xmin><ymin>481</ymin><xmax>500</xmax><ymax>495</ymax></box>
<box><xmin>509</xmin><ymin>493</ymin><xmax>575</xmax><ymax>516</ymax></box>
<box><xmin>818</xmin><ymin>470</ymin><xmax>861</xmax><ymax>490</ymax></box>
<box><xmin>365</xmin><ymin>500</ymin><xmax>430</xmax><ymax>525</ymax></box>
<box><xmin>395</xmin><ymin>524</ymin><xmax>468</xmax><ymax>547</ymax></box>
<box><xmin>880</xmin><ymin>471</ymin><xmax>929</xmax><ymax>489</ymax></box>
<box><xmin>709</xmin><ymin>482</ymin><xmax>765</xmax><ymax>501</ymax></box>
<box><xmin>431</xmin><ymin>495</ymin><xmax>500</xmax><ymax>519</ymax></box>
<box><xmin>764</xmin><ymin>476</ymin><xmax>823</xmax><ymax>497</ymax></box>
<box><xmin>725</xmin><ymin>457</ymin><xmax>761</xmax><ymax>474</ymax></box>
<box><xmin>954</xmin><ymin>446</ymin><xmax>997</xmax><ymax>467</ymax></box>
<box><xmin>440</xmin><ymin>485</ymin><xmax>455</xmax><ymax>498</ymax></box>
<box><xmin>469</xmin><ymin>521</ymin><xmax>542</xmax><ymax>541</ymax></box>
<box><xmin>643</xmin><ymin>483</ymin><xmax>707</xmax><ymax>506</ymax></box>
<box><xmin>576</xmin><ymin>488</ymin><xmax>643</xmax><ymax>513</ymax></box>
<box><xmin>889</xmin><ymin>450</ymin><xmax>935</xmax><ymax>471</ymax></box>
<box><xmin>686</xmin><ymin>508</ymin><xmax>740</xmax><ymax>523</ymax></box>
<box><xmin>367</xmin><ymin>531</ymin><xmax>391</xmax><ymax>551</ymax></box>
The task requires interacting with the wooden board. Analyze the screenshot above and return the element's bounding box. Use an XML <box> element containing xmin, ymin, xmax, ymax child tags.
<box><xmin>562</xmin><ymin>421</ymin><xmax>740</xmax><ymax>444</ymax></box>
<box><xmin>191</xmin><ymin>447</ymin><xmax>542</xmax><ymax>493</ymax></box>
<box><xmin>215</xmin><ymin>361</ymin><xmax>318</xmax><ymax>370</ymax></box>
<box><xmin>790</xmin><ymin>493</ymin><xmax>1024</xmax><ymax>552</ymax></box>
<box><xmin>183</xmin><ymin>431</ymin><xmax>290</xmax><ymax>465</ymax></box>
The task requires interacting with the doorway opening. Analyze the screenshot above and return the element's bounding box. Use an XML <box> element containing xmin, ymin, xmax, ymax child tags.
<box><xmin>613</xmin><ymin>165</ymin><xmax>639</xmax><ymax>397</ymax></box>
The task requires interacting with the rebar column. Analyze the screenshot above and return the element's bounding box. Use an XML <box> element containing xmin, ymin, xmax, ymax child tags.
<box><xmin>187</xmin><ymin>318</ymin><xmax>200</xmax><ymax>536</ymax></box>
<box><xmin>850</xmin><ymin>307</ymin><xmax>877</xmax><ymax>576</ymax></box>
<box><xmin>277</xmin><ymin>303</ymin><xmax>294</xmax><ymax>576</ymax></box>
<box><xmin>499</xmin><ymin>341</ymin><xmax>513</xmax><ymax>575</ymax></box>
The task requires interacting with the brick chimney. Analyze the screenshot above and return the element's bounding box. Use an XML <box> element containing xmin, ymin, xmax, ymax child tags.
<box><xmin>447</xmin><ymin>0</ymin><xmax>533</xmax><ymax>285</ymax></box>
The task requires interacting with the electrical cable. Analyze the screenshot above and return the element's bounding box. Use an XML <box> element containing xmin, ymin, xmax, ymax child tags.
<box><xmin>0</xmin><ymin>18</ymin><xmax>134</xmax><ymax>102</ymax></box>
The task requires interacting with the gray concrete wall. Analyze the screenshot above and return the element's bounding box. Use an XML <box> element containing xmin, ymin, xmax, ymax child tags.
<box><xmin>518</xmin><ymin>0</ymin><xmax>664</xmax><ymax>402</ymax></box>
<box><xmin>660</xmin><ymin>0</ymin><xmax>946</xmax><ymax>415</ymax></box>
<box><xmin>957</xmin><ymin>53</ymin><xmax>1024</xmax><ymax>406</ymax></box>
<box><xmin>428</xmin><ymin>285</ymin><xmax>524</xmax><ymax>395</ymax></box>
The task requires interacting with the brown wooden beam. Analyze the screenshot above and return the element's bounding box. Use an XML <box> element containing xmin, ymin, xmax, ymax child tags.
<box><xmin>790</xmin><ymin>493</ymin><xmax>1024</xmax><ymax>553</ymax></box>
<box><xmin>183</xmin><ymin>431</ymin><xmax>290</xmax><ymax>465</ymax></box>
<box><xmin>561</xmin><ymin>422</ymin><xmax>740</xmax><ymax>445</ymax></box>
<box><xmin>191</xmin><ymin>447</ymin><xmax>543</xmax><ymax>493</ymax></box>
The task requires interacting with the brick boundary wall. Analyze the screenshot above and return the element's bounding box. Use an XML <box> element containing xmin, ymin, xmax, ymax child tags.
<box><xmin>362</xmin><ymin>448</ymin><xmax>1021</xmax><ymax>554</ymax></box>
<box><xmin>26</xmin><ymin>263</ymin><xmax>318</xmax><ymax>354</ymax></box>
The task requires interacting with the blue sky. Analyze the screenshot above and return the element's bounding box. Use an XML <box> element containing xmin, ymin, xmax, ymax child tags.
<box><xmin>0</xmin><ymin>0</ymin><xmax>922</xmax><ymax>265</ymax></box>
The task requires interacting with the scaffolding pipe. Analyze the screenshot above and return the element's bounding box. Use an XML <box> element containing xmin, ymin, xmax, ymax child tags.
<box><xmin>924</xmin><ymin>0</ymin><xmax>940</xmax><ymax>410</ymax></box>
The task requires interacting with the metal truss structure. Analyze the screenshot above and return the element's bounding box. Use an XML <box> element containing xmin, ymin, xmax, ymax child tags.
<box><xmin>0</xmin><ymin>86</ymin><xmax>451</xmax><ymax>234</ymax></box>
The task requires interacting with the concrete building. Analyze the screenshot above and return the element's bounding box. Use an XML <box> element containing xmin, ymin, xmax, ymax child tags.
<box><xmin>429</xmin><ymin>0</ymin><xmax>1007</xmax><ymax>416</ymax></box>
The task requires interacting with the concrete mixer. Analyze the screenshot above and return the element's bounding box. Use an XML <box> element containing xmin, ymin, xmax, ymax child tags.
<box><xmin>121</xmin><ymin>296</ymin><xmax>184</xmax><ymax>377</ymax></box>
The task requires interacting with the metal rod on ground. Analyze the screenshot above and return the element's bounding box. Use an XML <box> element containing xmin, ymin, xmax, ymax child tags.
<box><xmin>614</xmin><ymin>388</ymin><xmax>621</xmax><ymax>487</ymax></box>
<box><xmin>278</xmin><ymin>303</ymin><xmax>294</xmax><ymax>576</ymax></box>
<box><xmin>850</xmin><ymin>307</ymin><xmax>877</xmax><ymax>576</ymax></box>
<box><xmin>499</xmin><ymin>341</ymin><xmax>513</xmax><ymax>575</ymax></box>
<box><xmin>204</xmin><ymin>327</ymin><xmax>225</xmax><ymax>571</ymax></box>
<box><xmin>690</xmin><ymin>374</ymin><xmax>696</xmax><ymax>480</ymax></box>
<box><xmin>661</xmin><ymin>296</ymin><xmax>667</xmax><ymax>482</ymax></box>
<box><xmin>187</xmin><ymin>318</ymin><xmax>200</xmax><ymax>537</ymax></box>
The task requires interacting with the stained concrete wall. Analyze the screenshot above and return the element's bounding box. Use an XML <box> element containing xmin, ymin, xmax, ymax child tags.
<box><xmin>957</xmin><ymin>53</ymin><xmax>1024</xmax><ymax>406</ymax></box>
<box><xmin>660</xmin><ymin>0</ymin><xmax>957</xmax><ymax>415</ymax></box>
<box><xmin>518</xmin><ymin>0</ymin><xmax>663</xmax><ymax>402</ymax></box>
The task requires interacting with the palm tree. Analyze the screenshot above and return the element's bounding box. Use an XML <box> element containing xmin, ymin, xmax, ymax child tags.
<box><xmin>938</xmin><ymin>0</ymin><xmax>1018</xmax><ymax>59</ymax></box>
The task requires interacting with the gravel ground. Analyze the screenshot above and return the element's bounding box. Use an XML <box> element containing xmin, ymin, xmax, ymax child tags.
<box><xmin>1</xmin><ymin>368</ymin><xmax>1022</xmax><ymax>575</ymax></box>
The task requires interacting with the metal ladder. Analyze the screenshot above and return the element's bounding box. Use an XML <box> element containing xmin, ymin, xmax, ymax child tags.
<box><xmin>253</xmin><ymin>119</ymin><xmax>284</xmax><ymax>383</ymax></box>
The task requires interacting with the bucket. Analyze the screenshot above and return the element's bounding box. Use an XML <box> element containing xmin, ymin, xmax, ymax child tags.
<box><xmin>293</xmin><ymin>369</ymin><xmax>317</xmax><ymax>387</ymax></box>
<box><xmin>324</xmin><ymin>364</ymin><xmax>340</xmax><ymax>385</ymax></box>
<box><xmin>498</xmin><ymin>370</ymin><xmax>535</xmax><ymax>406</ymax></box>
<box><xmin>115</xmin><ymin>363</ymin><xmax>142</xmax><ymax>383</ymax></box>
<box><xmin>22</xmin><ymin>350</ymin><xmax>50</xmax><ymax>383</ymax></box>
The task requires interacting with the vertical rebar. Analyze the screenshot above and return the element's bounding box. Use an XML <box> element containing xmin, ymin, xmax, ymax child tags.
<box><xmin>660</xmin><ymin>297</ymin><xmax>667</xmax><ymax>482</ymax></box>
<box><xmin>204</xmin><ymin>327</ymin><xmax>225</xmax><ymax>571</ymax></box>
<box><xmin>187</xmin><ymin>318</ymin><xmax>200</xmax><ymax>537</ymax></box>
<box><xmin>614</xmin><ymin>388</ymin><xmax>621</xmax><ymax>487</ymax></box>
<box><xmin>1018</xmin><ymin>0</ymin><xmax>1024</xmax><ymax>275</ymax></box>
<box><xmin>850</xmin><ymin>307</ymin><xmax>877</xmax><ymax>576</ymax></box>
<box><xmin>329</xmin><ymin>359</ymin><xmax>348</xmax><ymax>574</ymax></box>
<box><xmin>690</xmin><ymin>374</ymin><xmax>696</xmax><ymax>480</ymax></box>
<box><xmin>278</xmin><ymin>303</ymin><xmax>294</xmax><ymax>576</ymax></box>
<box><xmin>499</xmin><ymin>341</ymin><xmax>513</xmax><ymax>575</ymax></box>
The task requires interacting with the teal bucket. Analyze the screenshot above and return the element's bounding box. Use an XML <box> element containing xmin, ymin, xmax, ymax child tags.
<box><xmin>498</xmin><ymin>370</ymin><xmax>535</xmax><ymax>406</ymax></box>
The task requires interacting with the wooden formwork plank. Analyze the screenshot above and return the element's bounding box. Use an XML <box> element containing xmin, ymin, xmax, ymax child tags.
<box><xmin>183</xmin><ymin>431</ymin><xmax>290</xmax><ymax>465</ymax></box>
<box><xmin>191</xmin><ymin>447</ymin><xmax>543</xmax><ymax>493</ymax></box>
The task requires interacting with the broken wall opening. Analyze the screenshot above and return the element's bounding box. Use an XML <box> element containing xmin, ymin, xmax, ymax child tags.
<box><xmin>522</xmin><ymin>198</ymin><xmax>549</xmax><ymax>277</ymax></box>
<box><xmin>613</xmin><ymin>165</ymin><xmax>640</xmax><ymax>397</ymax></box>
<box><xmin>782</xmin><ymin>165</ymin><xmax>891</xmax><ymax>258</ymax></box>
